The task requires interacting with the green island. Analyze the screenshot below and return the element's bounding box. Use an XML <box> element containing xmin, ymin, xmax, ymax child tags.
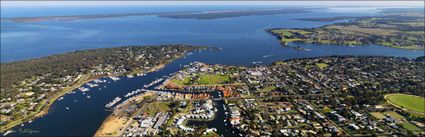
<box><xmin>385</xmin><ymin>93</ymin><xmax>425</xmax><ymax>114</ymax></box>
<box><xmin>268</xmin><ymin>10</ymin><xmax>425</xmax><ymax>50</ymax></box>
<box><xmin>0</xmin><ymin>45</ymin><xmax>205</xmax><ymax>132</ymax></box>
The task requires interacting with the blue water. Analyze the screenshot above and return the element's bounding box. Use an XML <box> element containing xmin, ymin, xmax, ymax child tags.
<box><xmin>1</xmin><ymin>5</ymin><xmax>424</xmax><ymax>136</ymax></box>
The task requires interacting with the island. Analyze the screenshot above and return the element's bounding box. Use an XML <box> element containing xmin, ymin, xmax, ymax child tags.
<box><xmin>1</xmin><ymin>8</ymin><xmax>312</xmax><ymax>23</ymax></box>
<box><xmin>157</xmin><ymin>8</ymin><xmax>312</xmax><ymax>19</ymax></box>
<box><xmin>0</xmin><ymin>45</ymin><xmax>206</xmax><ymax>133</ymax></box>
<box><xmin>267</xmin><ymin>10</ymin><xmax>425</xmax><ymax>50</ymax></box>
<box><xmin>95</xmin><ymin>55</ymin><xmax>425</xmax><ymax>136</ymax></box>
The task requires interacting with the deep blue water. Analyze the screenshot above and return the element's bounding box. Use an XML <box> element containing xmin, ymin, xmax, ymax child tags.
<box><xmin>1</xmin><ymin>5</ymin><xmax>424</xmax><ymax>136</ymax></box>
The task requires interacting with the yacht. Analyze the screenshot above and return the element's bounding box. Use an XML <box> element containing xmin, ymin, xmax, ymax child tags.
<box><xmin>3</xmin><ymin>130</ymin><xmax>12</xmax><ymax>136</ymax></box>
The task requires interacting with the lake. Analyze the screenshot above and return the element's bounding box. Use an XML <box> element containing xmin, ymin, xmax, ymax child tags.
<box><xmin>1</xmin><ymin>5</ymin><xmax>423</xmax><ymax>136</ymax></box>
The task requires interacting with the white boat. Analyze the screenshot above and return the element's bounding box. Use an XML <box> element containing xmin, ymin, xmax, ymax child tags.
<box><xmin>86</xmin><ymin>96</ymin><xmax>91</xmax><ymax>99</ymax></box>
<box><xmin>86</xmin><ymin>83</ymin><xmax>98</xmax><ymax>88</ymax></box>
<box><xmin>124</xmin><ymin>89</ymin><xmax>142</xmax><ymax>98</ymax></box>
<box><xmin>28</xmin><ymin>120</ymin><xmax>33</xmax><ymax>123</ymax></box>
<box><xmin>126</xmin><ymin>75</ymin><xmax>134</xmax><ymax>78</ymax></box>
<box><xmin>65</xmin><ymin>107</ymin><xmax>70</xmax><ymax>110</ymax></box>
<box><xmin>3</xmin><ymin>130</ymin><xmax>12</xmax><ymax>136</ymax></box>
<box><xmin>252</xmin><ymin>61</ymin><xmax>262</xmax><ymax>64</ymax></box>
<box><xmin>78</xmin><ymin>87</ymin><xmax>89</xmax><ymax>92</ymax></box>
<box><xmin>109</xmin><ymin>76</ymin><xmax>120</xmax><ymax>81</ymax></box>
<box><xmin>93</xmin><ymin>79</ymin><xmax>106</xmax><ymax>83</ymax></box>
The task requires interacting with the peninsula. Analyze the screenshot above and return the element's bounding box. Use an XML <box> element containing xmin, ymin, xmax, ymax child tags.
<box><xmin>268</xmin><ymin>10</ymin><xmax>425</xmax><ymax>50</ymax></box>
<box><xmin>0</xmin><ymin>45</ymin><xmax>205</xmax><ymax>133</ymax></box>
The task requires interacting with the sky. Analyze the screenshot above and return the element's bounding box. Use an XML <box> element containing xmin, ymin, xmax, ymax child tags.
<box><xmin>1</xmin><ymin>1</ymin><xmax>424</xmax><ymax>7</ymax></box>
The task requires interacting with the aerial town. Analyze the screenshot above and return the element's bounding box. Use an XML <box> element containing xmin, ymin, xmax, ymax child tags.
<box><xmin>1</xmin><ymin>3</ymin><xmax>424</xmax><ymax>137</ymax></box>
<box><xmin>0</xmin><ymin>45</ymin><xmax>204</xmax><ymax>133</ymax></box>
<box><xmin>95</xmin><ymin>56</ymin><xmax>424</xmax><ymax>137</ymax></box>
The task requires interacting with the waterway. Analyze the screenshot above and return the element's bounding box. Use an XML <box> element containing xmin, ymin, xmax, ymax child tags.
<box><xmin>2</xmin><ymin>5</ymin><xmax>424</xmax><ymax>136</ymax></box>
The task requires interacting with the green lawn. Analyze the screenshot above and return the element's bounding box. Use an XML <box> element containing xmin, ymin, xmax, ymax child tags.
<box><xmin>383</xmin><ymin>111</ymin><xmax>405</xmax><ymax>120</ymax></box>
<box><xmin>260</xmin><ymin>86</ymin><xmax>277</xmax><ymax>92</ymax></box>
<box><xmin>144</xmin><ymin>102</ymin><xmax>171</xmax><ymax>117</ymax></box>
<box><xmin>171</xmin><ymin>74</ymin><xmax>230</xmax><ymax>86</ymax></box>
<box><xmin>315</xmin><ymin>63</ymin><xmax>329</xmax><ymax>69</ymax></box>
<box><xmin>322</xmin><ymin>106</ymin><xmax>334</xmax><ymax>114</ymax></box>
<box><xmin>370</xmin><ymin>112</ymin><xmax>386</xmax><ymax>120</ymax></box>
<box><xmin>386</xmin><ymin>94</ymin><xmax>425</xmax><ymax>113</ymax></box>
<box><xmin>171</xmin><ymin>77</ymin><xmax>192</xmax><ymax>86</ymax></box>
<box><xmin>198</xmin><ymin>74</ymin><xmax>230</xmax><ymax>85</ymax></box>
<box><xmin>401</xmin><ymin>122</ymin><xmax>422</xmax><ymax>133</ymax></box>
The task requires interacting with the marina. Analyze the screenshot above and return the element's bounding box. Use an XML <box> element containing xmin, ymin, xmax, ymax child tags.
<box><xmin>4</xmin><ymin>5</ymin><xmax>424</xmax><ymax>136</ymax></box>
<box><xmin>105</xmin><ymin>97</ymin><xmax>122</xmax><ymax>108</ymax></box>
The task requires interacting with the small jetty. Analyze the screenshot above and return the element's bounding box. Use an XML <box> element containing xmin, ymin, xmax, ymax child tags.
<box><xmin>143</xmin><ymin>78</ymin><xmax>164</xmax><ymax>88</ymax></box>
<box><xmin>124</xmin><ymin>89</ymin><xmax>142</xmax><ymax>98</ymax></box>
<box><xmin>105</xmin><ymin>97</ymin><xmax>122</xmax><ymax>108</ymax></box>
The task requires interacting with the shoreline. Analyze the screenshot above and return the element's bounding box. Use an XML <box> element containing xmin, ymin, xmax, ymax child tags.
<box><xmin>0</xmin><ymin>53</ymin><xmax>187</xmax><ymax>133</ymax></box>
<box><xmin>94</xmin><ymin>92</ymin><xmax>155</xmax><ymax>136</ymax></box>
<box><xmin>0</xmin><ymin>74</ymin><xmax>92</xmax><ymax>133</ymax></box>
<box><xmin>267</xmin><ymin>30</ymin><xmax>425</xmax><ymax>51</ymax></box>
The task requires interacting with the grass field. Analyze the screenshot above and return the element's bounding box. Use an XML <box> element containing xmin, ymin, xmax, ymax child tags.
<box><xmin>401</xmin><ymin>122</ymin><xmax>422</xmax><ymax>133</ymax></box>
<box><xmin>322</xmin><ymin>106</ymin><xmax>334</xmax><ymax>114</ymax></box>
<box><xmin>259</xmin><ymin>86</ymin><xmax>277</xmax><ymax>92</ymax></box>
<box><xmin>370</xmin><ymin>112</ymin><xmax>386</xmax><ymax>120</ymax></box>
<box><xmin>170</xmin><ymin>77</ymin><xmax>191</xmax><ymax>86</ymax></box>
<box><xmin>383</xmin><ymin>111</ymin><xmax>405</xmax><ymax>119</ymax></box>
<box><xmin>170</xmin><ymin>74</ymin><xmax>230</xmax><ymax>86</ymax></box>
<box><xmin>315</xmin><ymin>63</ymin><xmax>329</xmax><ymax>69</ymax></box>
<box><xmin>144</xmin><ymin>102</ymin><xmax>171</xmax><ymax>117</ymax></box>
<box><xmin>385</xmin><ymin>94</ymin><xmax>425</xmax><ymax>113</ymax></box>
<box><xmin>197</xmin><ymin>74</ymin><xmax>230</xmax><ymax>85</ymax></box>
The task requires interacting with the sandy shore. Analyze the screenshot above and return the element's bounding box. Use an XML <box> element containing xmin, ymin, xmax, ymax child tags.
<box><xmin>94</xmin><ymin>92</ymin><xmax>155</xmax><ymax>136</ymax></box>
<box><xmin>93</xmin><ymin>115</ymin><xmax>128</xmax><ymax>136</ymax></box>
